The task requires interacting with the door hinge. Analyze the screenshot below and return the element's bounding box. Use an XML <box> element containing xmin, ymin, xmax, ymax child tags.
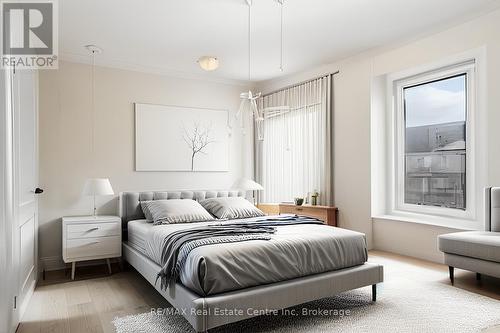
<box><xmin>14</xmin><ymin>296</ymin><xmax>17</xmax><ymax>309</ymax></box>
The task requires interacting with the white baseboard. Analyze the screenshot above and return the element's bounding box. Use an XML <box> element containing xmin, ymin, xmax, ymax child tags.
<box><xmin>39</xmin><ymin>256</ymin><xmax>121</xmax><ymax>272</ymax></box>
<box><xmin>19</xmin><ymin>279</ymin><xmax>36</xmax><ymax>322</ymax></box>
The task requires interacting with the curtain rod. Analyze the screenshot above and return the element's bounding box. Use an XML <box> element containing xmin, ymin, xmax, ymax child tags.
<box><xmin>262</xmin><ymin>70</ymin><xmax>340</xmax><ymax>97</ymax></box>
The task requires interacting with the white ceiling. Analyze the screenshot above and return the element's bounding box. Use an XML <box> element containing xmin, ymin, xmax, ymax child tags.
<box><xmin>60</xmin><ymin>0</ymin><xmax>500</xmax><ymax>83</ymax></box>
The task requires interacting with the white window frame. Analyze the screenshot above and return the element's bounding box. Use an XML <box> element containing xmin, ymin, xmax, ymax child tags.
<box><xmin>395</xmin><ymin>62</ymin><xmax>474</xmax><ymax>219</ymax></box>
<box><xmin>380</xmin><ymin>48</ymin><xmax>487</xmax><ymax>230</ymax></box>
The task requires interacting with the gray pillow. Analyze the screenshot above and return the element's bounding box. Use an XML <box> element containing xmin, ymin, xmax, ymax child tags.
<box><xmin>200</xmin><ymin>197</ymin><xmax>265</xmax><ymax>219</ymax></box>
<box><xmin>141</xmin><ymin>199</ymin><xmax>215</xmax><ymax>225</ymax></box>
<box><xmin>140</xmin><ymin>201</ymin><xmax>154</xmax><ymax>222</ymax></box>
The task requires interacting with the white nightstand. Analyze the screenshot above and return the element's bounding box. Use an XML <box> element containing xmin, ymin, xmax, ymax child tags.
<box><xmin>62</xmin><ymin>215</ymin><xmax>122</xmax><ymax>280</ymax></box>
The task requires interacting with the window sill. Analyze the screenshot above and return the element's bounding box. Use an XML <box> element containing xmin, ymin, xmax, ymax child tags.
<box><xmin>372</xmin><ymin>212</ymin><xmax>483</xmax><ymax>231</ymax></box>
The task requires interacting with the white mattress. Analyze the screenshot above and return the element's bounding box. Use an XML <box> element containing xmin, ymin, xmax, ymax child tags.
<box><xmin>127</xmin><ymin>219</ymin><xmax>151</xmax><ymax>255</ymax></box>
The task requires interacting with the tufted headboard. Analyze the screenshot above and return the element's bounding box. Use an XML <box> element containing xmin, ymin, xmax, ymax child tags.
<box><xmin>118</xmin><ymin>189</ymin><xmax>246</xmax><ymax>226</ymax></box>
<box><xmin>485</xmin><ymin>187</ymin><xmax>500</xmax><ymax>232</ymax></box>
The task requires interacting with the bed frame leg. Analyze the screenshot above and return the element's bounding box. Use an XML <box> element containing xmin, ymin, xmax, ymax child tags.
<box><xmin>449</xmin><ymin>266</ymin><xmax>454</xmax><ymax>285</ymax></box>
<box><xmin>372</xmin><ymin>284</ymin><xmax>377</xmax><ymax>302</ymax></box>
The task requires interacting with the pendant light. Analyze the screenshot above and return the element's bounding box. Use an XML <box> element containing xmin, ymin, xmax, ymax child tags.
<box><xmin>236</xmin><ymin>0</ymin><xmax>286</xmax><ymax>141</ymax></box>
<box><xmin>236</xmin><ymin>0</ymin><xmax>264</xmax><ymax>139</ymax></box>
<box><xmin>84</xmin><ymin>44</ymin><xmax>102</xmax><ymax>155</ymax></box>
<box><xmin>82</xmin><ymin>45</ymin><xmax>115</xmax><ymax>217</ymax></box>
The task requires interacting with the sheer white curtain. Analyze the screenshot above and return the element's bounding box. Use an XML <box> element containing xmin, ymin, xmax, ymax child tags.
<box><xmin>256</xmin><ymin>75</ymin><xmax>333</xmax><ymax>205</ymax></box>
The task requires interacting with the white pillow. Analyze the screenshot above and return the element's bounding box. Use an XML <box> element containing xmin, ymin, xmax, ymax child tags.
<box><xmin>200</xmin><ymin>197</ymin><xmax>265</xmax><ymax>219</ymax></box>
<box><xmin>141</xmin><ymin>199</ymin><xmax>215</xmax><ymax>225</ymax></box>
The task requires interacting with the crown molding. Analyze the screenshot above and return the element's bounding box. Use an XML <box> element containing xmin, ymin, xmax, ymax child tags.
<box><xmin>59</xmin><ymin>52</ymin><xmax>251</xmax><ymax>87</ymax></box>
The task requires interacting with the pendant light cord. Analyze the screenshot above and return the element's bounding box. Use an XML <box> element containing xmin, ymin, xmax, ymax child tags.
<box><xmin>279</xmin><ymin>0</ymin><xmax>284</xmax><ymax>72</ymax></box>
<box><xmin>248</xmin><ymin>2</ymin><xmax>251</xmax><ymax>82</ymax></box>
<box><xmin>91</xmin><ymin>50</ymin><xmax>96</xmax><ymax>156</ymax></box>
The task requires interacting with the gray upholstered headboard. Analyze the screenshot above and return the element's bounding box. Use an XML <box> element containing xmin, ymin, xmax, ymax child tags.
<box><xmin>485</xmin><ymin>187</ymin><xmax>500</xmax><ymax>232</ymax></box>
<box><xmin>118</xmin><ymin>189</ymin><xmax>246</xmax><ymax>226</ymax></box>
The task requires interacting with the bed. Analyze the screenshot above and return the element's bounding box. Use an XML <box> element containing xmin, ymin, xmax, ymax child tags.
<box><xmin>120</xmin><ymin>190</ymin><xmax>383</xmax><ymax>332</ymax></box>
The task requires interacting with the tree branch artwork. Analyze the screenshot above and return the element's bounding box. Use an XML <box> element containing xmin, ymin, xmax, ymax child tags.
<box><xmin>182</xmin><ymin>122</ymin><xmax>215</xmax><ymax>171</ymax></box>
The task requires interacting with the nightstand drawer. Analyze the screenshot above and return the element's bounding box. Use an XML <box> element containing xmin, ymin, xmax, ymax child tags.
<box><xmin>66</xmin><ymin>236</ymin><xmax>121</xmax><ymax>259</ymax></box>
<box><xmin>280</xmin><ymin>206</ymin><xmax>327</xmax><ymax>219</ymax></box>
<box><xmin>279</xmin><ymin>204</ymin><xmax>338</xmax><ymax>226</ymax></box>
<box><xmin>67</xmin><ymin>222</ymin><xmax>120</xmax><ymax>239</ymax></box>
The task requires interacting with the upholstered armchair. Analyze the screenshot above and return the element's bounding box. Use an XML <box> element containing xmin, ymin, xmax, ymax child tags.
<box><xmin>438</xmin><ymin>187</ymin><xmax>500</xmax><ymax>283</ymax></box>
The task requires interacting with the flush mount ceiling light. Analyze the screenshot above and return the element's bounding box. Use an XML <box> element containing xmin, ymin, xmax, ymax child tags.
<box><xmin>197</xmin><ymin>56</ymin><xmax>219</xmax><ymax>71</ymax></box>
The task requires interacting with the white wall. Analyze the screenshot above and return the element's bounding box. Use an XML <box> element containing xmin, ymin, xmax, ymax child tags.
<box><xmin>38</xmin><ymin>61</ymin><xmax>251</xmax><ymax>269</ymax></box>
<box><xmin>258</xmin><ymin>9</ymin><xmax>500</xmax><ymax>261</ymax></box>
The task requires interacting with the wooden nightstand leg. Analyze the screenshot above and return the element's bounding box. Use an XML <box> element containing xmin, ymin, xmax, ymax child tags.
<box><xmin>71</xmin><ymin>262</ymin><xmax>76</xmax><ymax>280</ymax></box>
<box><xmin>106</xmin><ymin>258</ymin><xmax>112</xmax><ymax>275</ymax></box>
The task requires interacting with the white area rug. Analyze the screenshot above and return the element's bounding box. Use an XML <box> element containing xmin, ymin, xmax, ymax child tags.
<box><xmin>113</xmin><ymin>277</ymin><xmax>500</xmax><ymax>333</ymax></box>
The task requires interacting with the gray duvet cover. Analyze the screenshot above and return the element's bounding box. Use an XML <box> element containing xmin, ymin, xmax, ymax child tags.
<box><xmin>145</xmin><ymin>215</ymin><xmax>368</xmax><ymax>296</ymax></box>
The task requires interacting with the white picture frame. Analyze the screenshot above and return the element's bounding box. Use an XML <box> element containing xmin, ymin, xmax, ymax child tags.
<box><xmin>135</xmin><ymin>103</ymin><xmax>229</xmax><ymax>172</ymax></box>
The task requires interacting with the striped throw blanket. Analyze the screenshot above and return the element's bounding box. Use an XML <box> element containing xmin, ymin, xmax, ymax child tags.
<box><xmin>156</xmin><ymin>215</ymin><xmax>324</xmax><ymax>289</ymax></box>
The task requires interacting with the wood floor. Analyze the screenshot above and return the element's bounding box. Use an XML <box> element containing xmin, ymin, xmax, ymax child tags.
<box><xmin>18</xmin><ymin>251</ymin><xmax>500</xmax><ymax>333</ymax></box>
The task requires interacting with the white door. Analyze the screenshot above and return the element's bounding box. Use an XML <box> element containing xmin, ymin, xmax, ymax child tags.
<box><xmin>11</xmin><ymin>68</ymin><xmax>39</xmax><ymax>326</ymax></box>
<box><xmin>1</xmin><ymin>68</ymin><xmax>15</xmax><ymax>333</ymax></box>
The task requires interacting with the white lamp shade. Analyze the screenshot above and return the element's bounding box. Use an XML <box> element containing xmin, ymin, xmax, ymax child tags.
<box><xmin>231</xmin><ymin>178</ymin><xmax>264</xmax><ymax>191</ymax></box>
<box><xmin>82</xmin><ymin>178</ymin><xmax>114</xmax><ymax>196</ymax></box>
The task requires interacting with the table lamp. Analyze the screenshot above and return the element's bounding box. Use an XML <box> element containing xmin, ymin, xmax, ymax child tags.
<box><xmin>231</xmin><ymin>178</ymin><xmax>264</xmax><ymax>205</ymax></box>
<box><xmin>82</xmin><ymin>178</ymin><xmax>114</xmax><ymax>216</ymax></box>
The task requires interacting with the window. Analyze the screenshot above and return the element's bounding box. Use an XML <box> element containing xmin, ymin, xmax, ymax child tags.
<box><xmin>394</xmin><ymin>61</ymin><xmax>476</xmax><ymax>218</ymax></box>
<box><xmin>371</xmin><ymin>50</ymin><xmax>486</xmax><ymax>228</ymax></box>
<box><xmin>261</xmin><ymin>105</ymin><xmax>323</xmax><ymax>203</ymax></box>
<box><xmin>403</xmin><ymin>74</ymin><xmax>467</xmax><ymax>209</ymax></box>
<box><xmin>256</xmin><ymin>75</ymin><xmax>333</xmax><ymax>205</ymax></box>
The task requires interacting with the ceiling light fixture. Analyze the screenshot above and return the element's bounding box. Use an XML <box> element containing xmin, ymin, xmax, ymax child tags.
<box><xmin>236</xmin><ymin>0</ymin><xmax>285</xmax><ymax>141</ymax></box>
<box><xmin>197</xmin><ymin>56</ymin><xmax>219</xmax><ymax>71</ymax></box>
<box><xmin>236</xmin><ymin>0</ymin><xmax>264</xmax><ymax>140</ymax></box>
